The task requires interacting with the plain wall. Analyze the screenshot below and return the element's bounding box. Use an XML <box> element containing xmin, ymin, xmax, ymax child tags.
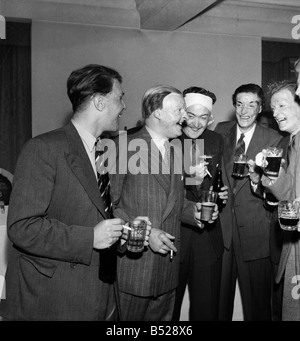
<box><xmin>32</xmin><ymin>21</ymin><xmax>261</xmax><ymax>136</ymax></box>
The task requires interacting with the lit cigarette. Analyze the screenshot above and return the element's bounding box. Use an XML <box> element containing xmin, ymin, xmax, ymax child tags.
<box><xmin>122</xmin><ymin>225</ymin><xmax>132</xmax><ymax>231</ymax></box>
<box><xmin>206</xmin><ymin>169</ymin><xmax>212</xmax><ymax>178</ymax></box>
<box><xmin>170</xmin><ymin>249</ymin><xmax>173</xmax><ymax>260</ymax></box>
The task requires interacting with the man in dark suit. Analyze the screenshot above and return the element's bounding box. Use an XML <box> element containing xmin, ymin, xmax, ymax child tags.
<box><xmin>110</xmin><ymin>85</ymin><xmax>212</xmax><ymax>321</ymax></box>
<box><xmin>172</xmin><ymin>86</ymin><xmax>226</xmax><ymax>321</ymax></box>
<box><xmin>0</xmin><ymin>64</ymin><xmax>127</xmax><ymax>321</ymax></box>
<box><xmin>215</xmin><ymin>83</ymin><xmax>282</xmax><ymax>321</ymax></box>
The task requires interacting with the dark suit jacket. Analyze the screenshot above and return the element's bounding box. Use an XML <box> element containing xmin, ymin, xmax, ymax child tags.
<box><xmin>215</xmin><ymin>121</ymin><xmax>282</xmax><ymax>261</ymax></box>
<box><xmin>179</xmin><ymin>130</ymin><xmax>224</xmax><ymax>264</ymax></box>
<box><xmin>0</xmin><ymin>122</ymin><xmax>114</xmax><ymax>321</ymax></box>
<box><xmin>110</xmin><ymin>127</ymin><xmax>188</xmax><ymax>297</ymax></box>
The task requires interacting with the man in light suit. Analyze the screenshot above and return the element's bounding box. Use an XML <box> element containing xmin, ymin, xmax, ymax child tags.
<box><xmin>172</xmin><ymin>86</ymin><xmax>226</xmax><ymax>321</ymax></box>
<box><xmin>215</xmin><ymin>83</ymin><xmax>282</xmax><ymax>321</ymax></box>
<box><xmin>110</xmin><ymin>85</ymin><xmax>210</xmax><ymax>321</ymax></box>
<box><xmin>261</xmin><ymin>80</ymin><xmax>300</xmax><ymax>320</ymax></box>
<box><xmin>0</xmin><ymin>64</ymin><xmax>127</xmax><ymax>321</ymax></box>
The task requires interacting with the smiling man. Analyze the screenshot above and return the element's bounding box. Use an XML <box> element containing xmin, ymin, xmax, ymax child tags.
<box><xmin>0</xmin><ymin>64</ymin><xmax>128</xmax><ymax>321</ymax></box>
<box><xmin>261</xmin><ymin>80</ymin><xmax>300</xmax><ymax>321</ymax></box>
<box><xmin>110</xmin><ymin>85</ymin><xmax>195</xmax><ymax>321</ymax></box>
<box><xmin>172</xmin><ymin>86</ymin><xmax>226</xmax><ymax>321</ymax></box>
<box><xmin>215</xmin><ymin>83</ymin><xmax>282</xmax><ymax>321</ymax></box>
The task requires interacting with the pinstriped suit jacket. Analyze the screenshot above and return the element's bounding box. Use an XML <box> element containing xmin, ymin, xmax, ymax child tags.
<box><xmin>110</xmin><ymin>127</ymin><xmax>186</xmax><ymax>297</ymax></box>
<box><xmin>0</xmin><ymin>122</ymin><xmax>115</xmax><ymax>321</ymax></box>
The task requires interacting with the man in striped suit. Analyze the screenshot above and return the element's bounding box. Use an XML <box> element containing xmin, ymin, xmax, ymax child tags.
<box><xmin>110</xmin><ymin>85</ymin><xmax>210</xmax><ymax>321</ymax></box>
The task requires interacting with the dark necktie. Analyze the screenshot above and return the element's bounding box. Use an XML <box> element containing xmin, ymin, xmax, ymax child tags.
<box><xmin>191</xmin><ymin>139</ymin><xmax>197</xmax><ymax>166</ymax></box>
<box><xmin>233</xmin><ymin>133</ymin><xmax>245</xmax><ymax>190</ymax></box>
<box><xmin>235</xmin><ymin>133</ymin><xmax>245</xmax><ymax>156</ymax></box>
<box><xmin>287</xmin><ymin>134</ymin><xmax>295</xmax><ymax>168</ymax></box>
<box><xmin>95</xmin><ymin>140</ymin><xmax>116</xmax><ymax>284</ymax></box>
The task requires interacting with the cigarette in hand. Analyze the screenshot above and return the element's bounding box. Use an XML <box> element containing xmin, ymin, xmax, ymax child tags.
<box><xmin>170</xmin><ymin>249</ymin><xmax>173</xmax><ymax>260</ymax></box>
<box><xmin>206</xmin><ymin>169</ymin><xmax>212</xmax><ymax>178</ymax></box>
<box><xmin>122</xmin><ymin>225</ymin><xmax>132</xmax><ymax>231</ymax></box>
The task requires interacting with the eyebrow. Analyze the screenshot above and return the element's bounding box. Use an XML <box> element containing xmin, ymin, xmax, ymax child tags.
<box><xmin>237</xmin><ymin>100</ymin><xmax>258</xmax><ymax>104</ymax></box>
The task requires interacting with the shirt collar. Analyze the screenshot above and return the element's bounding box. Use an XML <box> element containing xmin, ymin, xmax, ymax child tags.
<box><xmin>291</xmin><ymin>127</ymin><xmax>300</xmax><ymax>141</ymax></box>
<box><xmin>145</xmin><ymin>125</ymin><xmax>168</xmax><ymax>149</ymax></box>
<box><xmin>71</xmin><ymin>119</ymin><xmax>97</xmax><ymax>152</ymax></box>
<box><xmin>236</xmin><ymin>123</ymin><xmax>256</xmax><ymax>140</ymax></box>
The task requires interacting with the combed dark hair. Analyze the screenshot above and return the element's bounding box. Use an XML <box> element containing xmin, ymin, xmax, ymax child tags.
<box><xmin>232</xmin><ymin>83</ymin><xmax>265</xmax><ymax>110</ymax></box>
<box><xmin>67</xmin><ymin>64</ymin><xmax>122</xmax><ymax>112</ymax></box>
<box><xmin>142</xmin><ymin>85</ymin><xmax>182</xmax><ymax>119</ymax></box>
<box><xmin>267</xmin><ymin>80</ymin><xmax>300</xmax><ymax>106</ymax></box>
<box><xmin>183</xmin><ymin>86</ymin><xmax>217</xmax><ymax>104</ymax></box>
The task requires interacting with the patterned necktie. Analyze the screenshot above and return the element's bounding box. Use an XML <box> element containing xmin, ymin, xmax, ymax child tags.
<box><xmin>235</xmin><ymin>133</ymin><xmax>245</xmax><ymax>156</ymax></box>
<box><xmin>192</xmin><ymin>139</ymin><xmax>197</xmax><ymax>166</ymax></box>
<box><xmin>287</xmin><ymin>134</ymin><xmax>295</xmax><ymax>168</ymax></box>
<box><xmin>233</xmin><ymin>133</ymin><xmax>245</xmax><ymax>190</ymax></box>
<box><xmin>95</xmin><ymin>142</ymin><xmax>112</xmax><ymax>217</ymax></box>
<box><xmin>95</xmin><ymin>140</ymin><xmax>116</xmax><ymax>284</ymax></box>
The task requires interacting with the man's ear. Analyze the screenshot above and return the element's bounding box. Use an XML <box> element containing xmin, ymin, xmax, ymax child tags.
<box><xmin>93</xmin><ymin>94</ymin><xmax>104</xmax><ymax>111</ymax></box>
<box><xmin>258</xmin><ymin>105</ymin><xmax>262</xmax><ymax>114</ymax></box>
<box><xmin>153</xmin><ymin>109</ymin><xmax>161</xmax><ymax>120</ymax></box>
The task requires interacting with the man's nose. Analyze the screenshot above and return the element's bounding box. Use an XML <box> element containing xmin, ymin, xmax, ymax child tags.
<box><xmin>272</xmin><ymin>108</ymin><xmax>279</xmax><ymax>118</ymax></box>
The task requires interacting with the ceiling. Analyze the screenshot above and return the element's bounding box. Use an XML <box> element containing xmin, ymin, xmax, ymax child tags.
<box><xmin>135</xmin><ymin>0</ymin><xmax>300</xmax><ymax>31</ymax></box>
<box><xmin>1</xmin><ymin>0</ymin><xmax>300</xmax><ymax>35</ymax></box>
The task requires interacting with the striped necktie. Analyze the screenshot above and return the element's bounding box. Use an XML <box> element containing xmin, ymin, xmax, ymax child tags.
<box><xmin>235</xmin><ymin>133</ymin><xmax>245</xmax><ymax>156</ymax></box>
<box><xmin>95</xmin><ymin>139</ymin><xmax>116</xmax><ymax>284</ymax></box>
<box><xmin>192</xmin><ymin>139</ymin><xmax>197</xmax><ymax>166</ymax></box>
<box><xmin>95</xmin><ymin>142</ymin><xmax>112</xmax><ymax>217</ymax></box>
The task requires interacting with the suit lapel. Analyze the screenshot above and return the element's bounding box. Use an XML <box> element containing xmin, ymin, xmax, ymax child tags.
<box><xmin>64</xmin><ymin>123</ymin><xmax>107</xmax><ymax>218</ymax></box>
